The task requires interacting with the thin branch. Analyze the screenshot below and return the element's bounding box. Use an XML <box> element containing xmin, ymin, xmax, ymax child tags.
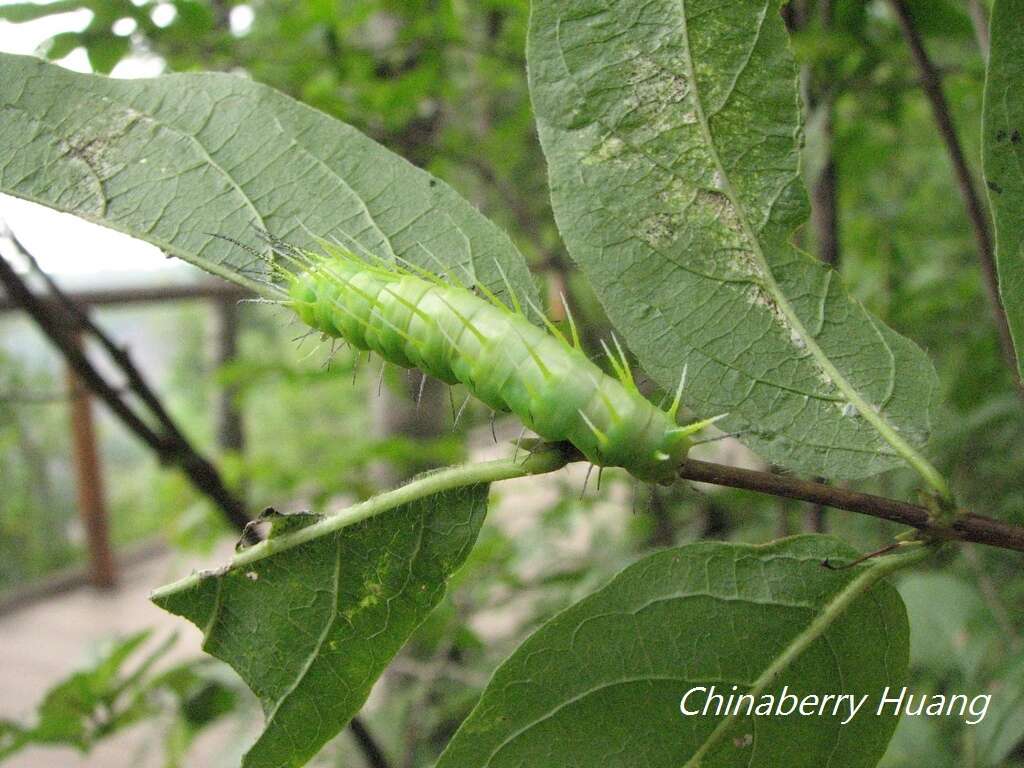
<box><xmin>888</xmin><ymin>0</ymin><xmax>1023</xmax><ymax>395</ymax></box>
<box><xmin>0</xmin><ymin>243</ymin><xmax>254</xmax><ymax>533</ymax></box>
<box><xmin>348</xmin><ymin>717</ymin><xmax>392</xmax><ymax>768</ymax></box>
<box><xmin>676</xmin><ymin>458</ymin><xmax>1024</xmax><ymax>552</ymax></box>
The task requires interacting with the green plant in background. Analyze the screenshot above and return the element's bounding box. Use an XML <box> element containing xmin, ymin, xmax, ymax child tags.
<box><xmin>0</xmin><ymin>350</ymin><xmax>76</xmax><ymax>588</ymax></box>
<box><xmin>1</xmin><ymin>0</ymin><xmax>1024</xmax><ymax>767</ymax></box>
<box><xmin>0</xmin><ymin>631</ymin><xmax>245</xmax><ymax>763</ymax></box>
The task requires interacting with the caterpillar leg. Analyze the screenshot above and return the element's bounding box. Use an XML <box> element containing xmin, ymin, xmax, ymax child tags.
<box><xmin>453</xmin><ymin>392</ymin><xmax>471</xmax><ymax>429</ymax></box>
<box><xmin>580</xmin><ymin>463</ymin><xmax>595</xmax><ymax>500</ymax></box>
<box><xmin>512</xmin><ymin>424</ymin><xmax>527</xmax><ymax>462</ymax></box>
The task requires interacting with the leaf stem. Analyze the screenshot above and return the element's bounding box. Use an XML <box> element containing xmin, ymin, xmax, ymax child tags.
<box><xmin>149</xmin><ymin>448</ymin><xmax>570</xmax><ymax>601</ymax></box>
<box><xmin>681</xmin><ymin>542</ymin><xmax>933</xmax><ymax>768</ymax></box>
<box><xmin>152</xmin><ymin>447</ymin><xmax>1024</xmax><ymax>604</ymax></box>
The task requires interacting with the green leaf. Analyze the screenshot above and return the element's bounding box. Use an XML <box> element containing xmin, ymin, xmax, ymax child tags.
<box><xmin>0</xmin><ymin>630</ymin><xmax>175</xmax><ymax>759</ymax></box>
<box><xmin>42</xmin><ymin>32</ymin><xmax>83</xmax><ymax>62</ymax></box>
<box><xmin>85</xmin><ymin>36</ymin><xmax>132</xmax><ymax>75</ymax></box>
<box><xmin>437</xmin><ymin>536</ymin><xmax>910</xmax><ymax>768</ymax></box>
<box><xmin>0</xmin><ymin>53</ymin><xmax>537</xmax><ymax>306</ymax></box>
<box><xmin>152</xmin><ymin>484</ymin><xmax>490</xmax><ymax>768</ymax></box>
<box><xmin>0</xmin><ymin>1</ymin><xmax>86</xmax><ymax>23</ymax></box>
<box><xmin>983</xmin><ymin>0</ymin><xmax>1024</xmax><ymax>381</ymax></box>
<box><xmin>976</xmin><ymin>656</ymin><xmax>1024</xmax><ymax>767</ymax></box>
<box><xmin>897</xmin><ymin>572</ymin><xmax>988</xmax><ymax>678</ymax></box>
<box><xmin>527</xmin><ymin>0</ymin><xmax>941</xmax><ymax>482</ymax></box>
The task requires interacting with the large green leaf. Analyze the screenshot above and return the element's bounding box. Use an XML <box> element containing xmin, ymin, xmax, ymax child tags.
<box><xmin>527</xmin><ymin>0</ymin><xmax>940</xmax><ymax>480</ymax></box>
<box><xmin>983</xmin><ymin>0</ymin><xmax>1024</xmax><ymax>380</ymax></box>
<box><xmin>437</xmin><ymin>536</ymin><xmax>910</xmax><ymax>768</ymax></box>
<box><xmin>151</xmin><ymin>484</ymin><xmax>488</xmax><ymax>768</ymax></box>
<box><xmin>0</xmin><ymin>53</ymin><xmax>537</xmax><ymax>305</ymax></box>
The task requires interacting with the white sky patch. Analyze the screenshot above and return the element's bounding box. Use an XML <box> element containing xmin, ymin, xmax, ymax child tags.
<box><xmin>150</xmin><ymin>3</ymin><xmax>176</xmax><ymax>28</ymax></box>
<box><xmin>0</xmin><ymin>0</ymin><xmax>174</xmax><ymax>278</ymax></box>
<box><xmin>0</xmin><ymin>197</ymin><xmax>168</xmax><ymax>275</ymax></box>
<box><xmin>112</xmin><ymin>16</ymin><xmax>138</xmax><ymax>37</ymax></box>
<box><xmin>230</xmin><ymin>5</ymin><xmax>254</xmax><ymax>36</ymax></box>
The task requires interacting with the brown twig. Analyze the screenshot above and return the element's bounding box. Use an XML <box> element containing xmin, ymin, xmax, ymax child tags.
<box><xmin>349</xmin><ymin>717</ymin><xmax>392</xmax><ymax>768</ymax></box>
<box><xmin>677</xmin><ymin>458</ymin><xmax>1024</xmax><ymax>553</ymax></box>
<box><xmin>0</xmin><ymin>239</ymin><xmax>253</xmax><ymax>534</ymax></box>
<box><xmin>888</xmin><ymin>0</ymin><xmax>1023</xmax><ymax>395</ymax></box>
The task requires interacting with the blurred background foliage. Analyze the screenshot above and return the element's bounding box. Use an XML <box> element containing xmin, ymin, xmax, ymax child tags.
<box><xmin>1</xmin><ymin>0</ymin><xmax>1023</xmax><ymax>766</ymax></box>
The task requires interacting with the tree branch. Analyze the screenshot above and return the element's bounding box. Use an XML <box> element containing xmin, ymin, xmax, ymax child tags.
<box><xmin>888</xmin><ymin>0</ymin><xmax>1023</xmax><ymax>395</ymax></box>
<box><xmin>676</xmin><ymin>458</ymin><xmax>1024</xmax><ymax>552</ymax></box>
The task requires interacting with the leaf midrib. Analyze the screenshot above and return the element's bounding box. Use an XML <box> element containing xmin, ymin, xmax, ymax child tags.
<box><xmin>673</xmin><ymin>0</ymin><xmax>947</xmax><ymax>496</ymax></box>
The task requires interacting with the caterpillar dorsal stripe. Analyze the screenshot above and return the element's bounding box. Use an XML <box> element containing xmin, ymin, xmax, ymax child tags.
<box><xmin>274</xmin><ymin>241</ymin><xmax>715</xmax><ymax>483</ymax></box>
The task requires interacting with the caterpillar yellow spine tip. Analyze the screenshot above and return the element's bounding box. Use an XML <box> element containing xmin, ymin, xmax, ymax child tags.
<box><xmin>667</xmin><ymin>364</ymin><xmax>689</xmax><ymax>421</ymax></box>
<box><xmin>525</xmin><ymin>295</ymin><xmax>569</xmax><ymax>345</ymax></box>
<box><xmin>610</xmin><ymin>333</ymin><xmax>638</xmax><ymax>392</ymax></box>
<box><xmin>559</xmin><ymin>291</ymin><xmax>582</xmax><ymax>350</ymax></box>
<box><xmin>492</xmin><ymin>258</ymin><xmax>523</xmax><ymax>315</ymax></box>
<box><xmin>577</xmin><ymin>409</ymin><xmax>609</xmax><ymax>446</ymax></box>
<box><xmin>670</xmin><ymin>412</ymin><xmax>729</xmax><ymax>438</ymax></box>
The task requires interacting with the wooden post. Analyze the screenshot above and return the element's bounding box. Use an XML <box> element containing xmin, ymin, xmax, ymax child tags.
<box><xmin>65</xmin><ymin>330</ymin><xmax>116</xmax><ymax>589</ymax></box>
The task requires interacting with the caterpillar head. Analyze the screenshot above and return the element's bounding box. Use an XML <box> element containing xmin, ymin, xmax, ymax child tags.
<box><xmin>640</xmin><ymin>414</ymin><xmax>728</xmax><ymax>484</ymax></box>
<box><xmin>636</xmin><ymin>428</ymin><xmax>692</xmax><ymax>484</ymax></box>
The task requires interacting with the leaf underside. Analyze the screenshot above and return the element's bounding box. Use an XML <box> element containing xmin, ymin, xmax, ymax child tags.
<box><xmin>152</xmin><ymin>484</ymin><xmax>489</xmax><ymax>768</ymax></box>
<box><xmin>0</xmin><ymin>53</ymin><xmax>538</xmax><ymax>306</ymax></box>
<box><xmin>437</xmin><ymin>536</ymin><xmax>909</xmax><ymax>768</ymax></box>
<box><xmin>527</xmin><ymin>0</ymin><xmax>939</xmax><ymax>479</ymax></box>
<box><xmin>983</xmin><ymin>0</ymin><xmax>1024</xmax><ymax>379</ymax></box>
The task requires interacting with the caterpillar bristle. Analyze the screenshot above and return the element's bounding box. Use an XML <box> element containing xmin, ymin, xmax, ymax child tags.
<box><xmin>610</xmin><ymin>334</ymin><xmax>638</xmax><ymax>392</ymax></box>
<box><xmin>393</xmin><ymin>253</ymin><xmax>447</xmax><ymax>286</ymax></box>
<box><xmin>381</xmin><ymin>285</ymin><xmax>433</xmax><ymax>323</ymax></box>
<box><xmin>473</xmin><ymin>279</ymin><xmax>514</xmax><ymax>313</ymax></box>
<box><xmin>559</xmin><ymin>292</ymin><xmax>582</xmax><ymax>350</ymax></box>
<box><xmin>524</xmin><ymin>295</ymin><xmax>570</xmax><ymax>346</ymax></box>
<box><xmin>667</xmin><ymin>365</ymin><xmax>688</xmax><ymax>421</ymax></box>
<box><xmin>492</xmin><ymin>259</ymin><xmax>523</xmax><ymax>316</ymax></box>
<box><xmin>669</xmin><ymin>412</ymin><xmax>728</xmax><ymax>437</ymax></box>
<box><xmin>577</xmin><ymin>409</ymin><xmax>609</xmax><ymax>446</ymax></box>
<box><xmin>596</xmin><ymin>388</ymin><xmax>622</xmax><ymax>425</ymax></box>
<box><xmin>511</xmin><ymin>325</ymin><xmax>553</xmax><ymax>380</ymax></box>
<box><xmin>600</xmin><ymin>339</ymin><xmax>631</xmax><ymax>388</ymax></box>
<box><xmin>434</xmin><ymin>294</ymin><xmax>487</xmax><ymax>344</ymax></box>
<box><xmin>415</xmin><ymin>242</ymin><xmax>469</xmax><ymax>290</ymax></box>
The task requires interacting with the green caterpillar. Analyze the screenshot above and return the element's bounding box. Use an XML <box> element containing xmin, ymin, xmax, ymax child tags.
<box><xmin>271</xmin><ymin>240</ymin><xmax>717</xmax><ymax>483</ymax></box>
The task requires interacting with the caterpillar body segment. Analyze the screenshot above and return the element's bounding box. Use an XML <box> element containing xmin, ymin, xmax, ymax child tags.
<box><xmin>286</xmin><ymin>245</ymin><xmax>697</xmax><ymax>483</ymax></box>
